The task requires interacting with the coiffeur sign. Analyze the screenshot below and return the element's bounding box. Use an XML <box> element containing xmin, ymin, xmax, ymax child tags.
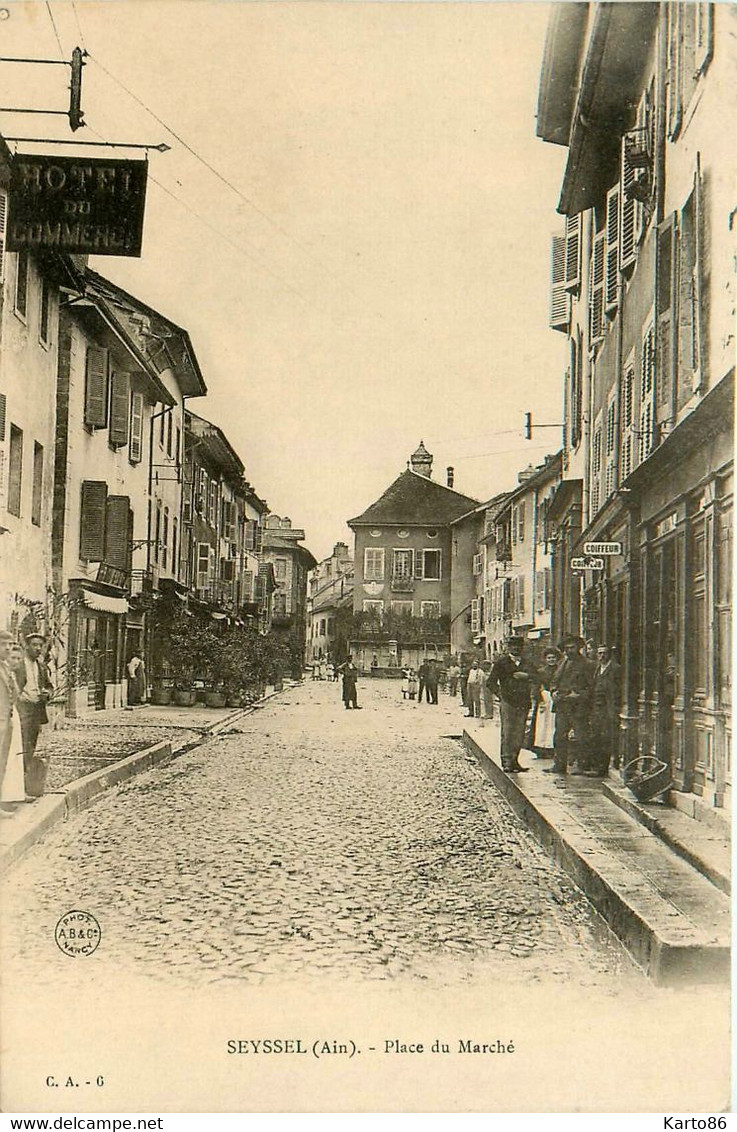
<box><xmin>7</xmin><ymin>155</ymin><xmax>148</xmax><ymax>257</ymax></box>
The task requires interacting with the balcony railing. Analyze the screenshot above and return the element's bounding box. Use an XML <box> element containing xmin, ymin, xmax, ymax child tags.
<box><xmin>390</xmin><ymin>575</ymin><xmax>414</xmax><ymax>593</ymax></box>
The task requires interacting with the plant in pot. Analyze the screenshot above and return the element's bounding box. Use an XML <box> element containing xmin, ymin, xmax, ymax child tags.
<box><xmin>167</xmin><ymin>611</ymin><xmax>215</xmax><ymax>707</ymax></box>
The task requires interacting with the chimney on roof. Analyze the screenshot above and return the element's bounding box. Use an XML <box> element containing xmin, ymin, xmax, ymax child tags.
<box><xmin>280</xmin><ymin>517</ymin><xmax>292</xmax><ymax>529</ymax></box>
<box><xmin>410</xmin><ymin>440</ymin><xmax>433</xmax><ymax>479</ymax></box>
<box><xmin>446</xmin><ymin>466</ymin><xmax>455</xmax><ymax>489</ymax></box>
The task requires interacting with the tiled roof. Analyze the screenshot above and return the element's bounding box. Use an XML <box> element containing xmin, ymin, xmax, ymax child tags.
<box><xmin>349</xmin><ymin>470</ymin><xmax>478</xmax><ymax>527</ymax></box>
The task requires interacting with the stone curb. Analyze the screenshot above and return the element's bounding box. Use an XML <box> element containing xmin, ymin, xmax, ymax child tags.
<box><xmin>463</xmin><ymin>729</ymin><xmax>730</xmax><ymax>986</ymax></box>
<box><xmin>0</xmin><ymin>685</ymin><xmax>291</xmax><ymax>875</ymax></box>
<box><xmin>601</xmin><ymin>779</ymin><xmax>731</xmax><ymax>896</ymax></box>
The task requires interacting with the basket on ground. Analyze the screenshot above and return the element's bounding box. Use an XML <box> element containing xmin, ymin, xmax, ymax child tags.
<box><xmin>622</xmin><ymin>755</ymin><xmax>672</xmax><ymax>802</ymax></box>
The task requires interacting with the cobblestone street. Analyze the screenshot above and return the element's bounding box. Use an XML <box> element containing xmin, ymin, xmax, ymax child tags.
<box><xmin>1</xmin><ymin>678</ymin><xmax>647</xmax><ymax>992</ymax></box>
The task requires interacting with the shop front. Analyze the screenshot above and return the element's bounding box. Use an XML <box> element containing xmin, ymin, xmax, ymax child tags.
<box><xmin>624</xmin><ymin>375</ymin><xmax>733</xmax><ymax>813</ymax></box>
<box><xmin>67</xmin><ymin>584</ymin><xmax>130</xmax><ymax>715</ymax></box>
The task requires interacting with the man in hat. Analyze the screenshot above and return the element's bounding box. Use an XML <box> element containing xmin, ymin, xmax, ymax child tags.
<box><xmin>487</xmin><ymin>636</ymin><xmax>532</xmax><ymax>773</ymax></box>
<box><xmin>15</xmin><ymin>632</ymin><xmax>54</xmax><ymax>798</ymax></box>
<box><xmin>546</xmin><ymin>635</ymin><xmax>593</xmax><ymax>776</ymax></box>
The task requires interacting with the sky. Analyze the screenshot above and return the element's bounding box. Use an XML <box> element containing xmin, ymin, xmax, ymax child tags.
<box><xmin>2</xmin><ymin>0</ymin><xmax>569</xmax><ymax>560</ymax></box>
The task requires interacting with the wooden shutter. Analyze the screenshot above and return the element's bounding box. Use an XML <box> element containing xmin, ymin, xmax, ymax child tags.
<box><xmin>677</xmin><ymin>185</ymin><xmax>698</xmax><ymax>407</ymax></box>
<box><xmin>639</xmin><ymin>324</ymin><xmax>656</xmax><ymax>463</ymax></box>
<box><xmin>589</xmin><ymin>231</ymin><xmax>606</xmax><ymax>345</ymax></box>
<box><xmin>84</xmin><ymin>346</ymin><xmax>109</xmax><ymax>428</ymax></box>
<box><xmin>656</xmin><ymin>214</ymin><xmax>677</xmax><ymax>421</ymax></box>
<box><xmin>0</xmin><ymin>190</ymin><xmax>6</xmax><ymax>284</ymax></box>
<box><xmin>619</xmin><ymin>136</ymin><xmax>638</xmax><ymax>271</ymax></box>
<box><xmin>695</xmin><ymin>3</ymin><xmax>714</xmax><ymax>76</ymax></box>
<box><xmin>564</xmin><ymin>214</ymin><xmax>581</xmax><ymax>292</ymax></box>
<box><xmin>0</xmin><ymin>392</ymin><xmax>5</xmax><ymax>442</ymax></box>
<box><xmin>414</xmin><ymin>549</ymin><xmax>423</xmax><ymax>579</ymax></box>
<box><xmin>129</xmin><ymin>391</ymin><xmax>144</xmax><ymax>463</ymax></box>
<box><xmin>550</xmin><ymin>234</ymin><xmax>570</xmax><ymax>332</ymax></box>
<box><xmin>109</xmin><ymin>371</ymin><xmax>130</xmax><ymax>447</ymax></box>
<box><xmin>605</xmin><ymin>184</ymin><xmax>620</xmax><ymax>312</ymax></box>
<box><xmin>80</xmin><ymin>480</ymin><xmax>108</xmax><ymax>560</ymax></box>
<box><xmin>105</xmin><ymin>495</ymin><xmax>131</xmax><ymax>570</ymax></box>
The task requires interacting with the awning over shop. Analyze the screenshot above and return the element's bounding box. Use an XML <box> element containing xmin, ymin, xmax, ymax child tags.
<box><xmin>80</xmin><ymin>588</ymin><xmax>130</xmax><ymax>615</ymax></box>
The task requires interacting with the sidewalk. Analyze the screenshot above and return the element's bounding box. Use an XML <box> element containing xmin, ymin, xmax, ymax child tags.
<box><xmin>463</xmin><ymin>718</ymin><xmax>731</xmax><ymax>985</ymax></box>
<box><xmin>0</xmin><ymin>688</ymin><xmax>284</xmax><ymax>873</ymax></box>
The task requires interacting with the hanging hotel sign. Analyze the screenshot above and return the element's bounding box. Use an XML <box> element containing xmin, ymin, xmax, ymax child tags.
<box><xmin>571</xmin><ymin>556</ymin><xmax>605</xmax><ymax>571</ymax></box>
<box><xmin>583</xmin><ymin>541</ymin><xmax>622</xmax><ymax>556</ymax></box>
<box><xmin>7</xmin><ymin>156</ymin><xmax>148</xmax><ymax>257</ymax></box>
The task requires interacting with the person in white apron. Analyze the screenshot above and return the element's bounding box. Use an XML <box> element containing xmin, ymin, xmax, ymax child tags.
<box><xmin>530</xmin><ymin>647</ymin><xmax>560</xmax><ymax>758</ymax></box>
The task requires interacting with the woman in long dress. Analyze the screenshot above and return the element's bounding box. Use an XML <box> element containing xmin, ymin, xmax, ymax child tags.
<box><xmin>2</xmin><ymin>645</ymin><xmax>27</xmax><ymax>808</ymax></box>
<box><xmin>530</xmin><ymin>647</ymin><xmax>560</xmax><ymax>758</ymax></box>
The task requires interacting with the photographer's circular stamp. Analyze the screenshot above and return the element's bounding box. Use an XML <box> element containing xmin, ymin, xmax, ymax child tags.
<box><xmin>55</xmin><ymin>910</ymin><xmax>102</xmax><ymax>957</ymax></box>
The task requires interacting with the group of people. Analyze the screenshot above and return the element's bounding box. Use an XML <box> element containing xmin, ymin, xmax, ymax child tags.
<box><xmin>0</xmin><ymin>630</ymin><xmax>54</xmax><ymax>812</ymax></box>
<box><xmin>311</xmin><ymin>659</ymin><xmax>338</xmax><ymax>682</ymax></box>
<box><xmin>400</xmin><ymin>659</ymin><xmax>440</xmax><ymax>704</ymax></box>
<box><xmin>482</xmin><ymin>634</ymin><xmax>621</xmax><ymax>776</ymax></box>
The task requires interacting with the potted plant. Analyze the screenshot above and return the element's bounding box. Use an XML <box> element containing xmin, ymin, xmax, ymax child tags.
<box><xmin>166</xmin><ymin>611</ymin><xmax>216</xmax><ymax>707</ymax></box>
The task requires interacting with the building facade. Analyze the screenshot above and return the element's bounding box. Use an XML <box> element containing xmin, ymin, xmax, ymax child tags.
<box><xmin>347</xmin><ymin>443</ymin><xmax>478</xmax><ymax>671</ymax></box>
<box><xmin>537</xmin><ymin>1</ymin><xmax>733</xmax><ymax>811</ymax></box>
<box><xmin>307</xmin><ymin>541</ymin><xmax>354</xmax><ymax>663</ymax></box>
<box><xmin>261</xmin><ymin>515</ymin><xmax>317</xmax><ymax>670</ymax></box>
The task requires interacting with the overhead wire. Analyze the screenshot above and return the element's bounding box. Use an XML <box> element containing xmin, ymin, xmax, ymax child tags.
<box><xmin>70</xmin><ymin>0</ymin><xmax>87</xmax><ymax>51</ymax></box>
<box><xmin>45</xmin><ymin>1</ymin><xmax>65</xmax><ymax>58</ymax></box>
<box><xmin>83</xmin><ymin>124</ymin><xmax>319</xmax><ymax>311</ymax></box>
<box><xmin>85</xmin><ymin>49</ymin><xmax>358</xmax><ymax>293</ymax></box>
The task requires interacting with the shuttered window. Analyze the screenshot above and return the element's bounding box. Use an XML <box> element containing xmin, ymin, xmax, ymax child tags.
<box><xmin>668</xmin><ymin>3</ymin><xmax>713</xmax><ymax>141</ymax></box>
<box><xmin>80</xmin><ymin>480</ymin><xmax>108</xmax><ymax>561</ymax></box>
<box><xmin>39</xmin><ymin>277</ymin><xmax>52</xmax><ymax>345</ymax></box>
<box><xmin>0</xmin><ymin>190</ymin><xmax>6</xmax><ymax>284</ymax></box>
<box><xmin>677</xmin><ymin>169</ymin><xmax>704</xmax><ymax>406</ymax></box>
<box><xmin>619</xmin><ymin>135</ymin><xmax>639</xmax><ymax>272</ymax></box>
<box><xmin>197</xmin><ymin>542</ymin><xmax>210</xmax><ymax>587</ymax></box>
<box><xmin>589</xmin><ymin>230</ymin><xmax>606</xmax><ymax>345</ymax></box>
<box><xmin>162</xmin><ymin>508</ymin><xmax>169</xmax><ymax>570</ymax></box>
<box><xmin>364</xmin><ymin>547</ymin><xmax>384</xmax><ymax>581</ymax></box>
<box><xmin>172</xmin><ymin>518</ymin><xmax>178</xmax><ymax>578</ymax></box>
<box><xmin>550</xmin><ymin>233</ymin><xmax>570</xmax><ymax>332</ymax></box>
<box><xmin>84</xmin><ymin>346</ymin><xmax>109</xmax><ymax>429</ymax></box>
<box><xmin>639</xmin><ymin>323</ymin><xmax>656</xmax><ymax>463</ymax></box>
<box><xmin>14</xmin><ymin>251</ymin><xmax>29</xmax><ymax>318</ymax></box>
<box><xmin>31</xmin><ymin>441</ymin><xmax>43</xmax><ymax>526</ymax></box>
<box><xmin>605</xmin><ymin>184</ymin><xmax>620</xmax><ymax>312</ymax></box>
<box><xmin>109</xmin><ymin>371</ymin><xmax>130</xmax><ymax>447</ymax></box>
<box><xmin>8</xmin><ymin>424</ymin><xmax>23</xmax><ymax>517</ymax></box>
<box><xmin>129</xmin><ymin>391</ymin><xmax>144</xmax><ymax>463</ymax></box>
<box><xmin>564</xmin><ymin>213</ymin><xmax>581</xmax><ymax>292</ymax></box>
<box><xmin>105</xmin><ymin>495</ymin><xmax>131</xmax><ymax>570</ymax></box>
<box><xmin>656</xmin><ymin>214</ymin><xmax>677</xmax><ymax>420</ymax></box>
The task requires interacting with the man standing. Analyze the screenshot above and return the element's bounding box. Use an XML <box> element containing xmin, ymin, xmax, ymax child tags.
<box><xmin>416</xmin><ymin>658</ymin><xmax>429</xmax><ymax>704</ymax></box>
<box><xmin>546</xmin><ymin>635</ymin><xmax>593</xmax><ymax>776</ymax></box>
<box><xmin>0</xmin><ymin>631</ymin><xmax>18</xmax><ymax>799</ymax></box>
<box><xmin>15</xmin><ymin>632</ymin><xmax>53</xmax><ymax>798</ymax></box>
<box><xmin>587</xmin><ymin>645</ymin><xmax>621</xmax><ymax>777</ymax></box>
<box><xmin>487</xmin><ymin>637</ymin><xmax>532</xmax><ymax>773</ymax></box>
<box><xmin>465</xmin><ymin>660</ymin><xmax>485</xmax><ymax>718</ymax></box>
<box><xmin>340</xmin><ymin>657</ymin><xmax>360</xmax><ymax>710</ymax></box>
<box><xmin>425</xmin><ymin>658</ymin><xmax>439</xmax><ymax>704</ymax></box>
<box><xmin>447</xmin><ymin>659</ymin><xmax>460</xmax><ymax>698</ymax></box>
